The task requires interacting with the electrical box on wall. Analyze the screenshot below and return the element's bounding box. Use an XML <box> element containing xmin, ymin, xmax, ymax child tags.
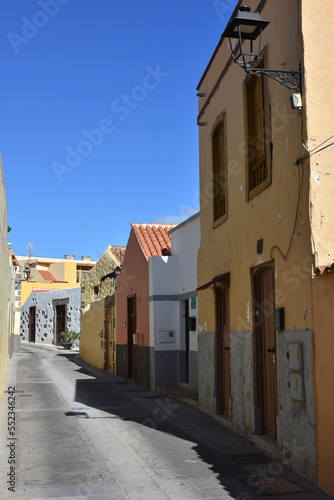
<box><xmin>287</xmin><ymin>342</ymin><xmax>303</xmax><ymax>372</ymax></box>
<box><xmin>289</xmin><ymin>372</ymin><xmax>304</xmax><ymax>401</ymax></box>
<box><xmin>274</xmin><ymin>307</ymin><xmax>284</xmax><ymax>331</ymax></box>
<box><xmin>188</xmin><ymin>316</ymin><xmax>196</xmax><ymax>331</ymax></box>
<box><xmin>159</xmin><ymin>330</ymin><xmax>175</xmax><ymax>343</ymax></box>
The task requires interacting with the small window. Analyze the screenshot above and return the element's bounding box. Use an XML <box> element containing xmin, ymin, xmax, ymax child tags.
<box><xmin>94</xmin><ymin>286</ymin><xmax>99</xmax><ymax>300</ymax></box>
<box><xmin>212</xmin><ymin>114</ymin><xmax>227</xmax><ymax>225</ymax></box>
<box><xmin>244</xmin><ymin>57</ymin><xmax>271</xmax><ymax>199</ymax></box>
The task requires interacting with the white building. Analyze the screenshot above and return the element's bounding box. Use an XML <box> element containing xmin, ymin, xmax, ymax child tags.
<box><xmin>149</xmin><ymin>213</ymin><xmax>200</xmax><ymax>391</ymax></box>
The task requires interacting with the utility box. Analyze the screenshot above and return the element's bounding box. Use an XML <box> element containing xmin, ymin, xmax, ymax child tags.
<box><xmin>188</xmin><ymin>316</ymin><xmax>196</xmax><ymax>331</ymax></box>
<box><xmin>289</xmin><ymin>372</ymin><xmax>304</xmax><ymax>401</ymax></box>
<box><xmin>287</xmin><ymin>342</ymin><xmax>303</xmax><ymax>372</ymax></box>
<box><xmin>159</xmin><ymin>330</ymin><xmax>175</xmax><ymax>343</ymax></box>
<box><xmin>274</xmin><ymin>307</ymin><xmax>284</xmax><ymax>331</ymax></box>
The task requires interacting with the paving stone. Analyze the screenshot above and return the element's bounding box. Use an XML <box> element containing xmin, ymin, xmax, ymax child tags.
<box><xmin>0</xmin><ymin>344</ymin><xmax>332</xmax><ymax>500</ymax></box>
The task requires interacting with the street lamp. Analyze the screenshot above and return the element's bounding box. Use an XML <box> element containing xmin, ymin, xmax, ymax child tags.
<box><xmin>23</xmin><ymin>265</ymin><xmax>30</xmax><ymax>281</ymax></box>
<box><xmin>223</xmin><ymin>6</ymin><xmax>302</xmax><ymax>93</ymax></box>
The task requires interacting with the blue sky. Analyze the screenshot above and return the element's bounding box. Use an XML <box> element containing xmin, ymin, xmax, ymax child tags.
<box><xmin>1</xmin><ymin>0</ymin><xmax>234</xmax><ymax>260</ymax></box>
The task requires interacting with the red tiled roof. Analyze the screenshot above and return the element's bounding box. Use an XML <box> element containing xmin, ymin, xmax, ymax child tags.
<box><xmin>9</xmin><ymin>249</ymin><xmax>19</xmax><ymax>267</ymax></box>
<box><xmin>131</xmin><ymin>223</ymin><xmax>177</xmax><ymax>259</ymax></box>
<box><xmin>109</xmin><ymin>246</ymin><xmax>126</xmax><ymax>264</ymax></box>
<box><xmin>315</xmin><ymin>263</ymin><xmax>334</xmax><ymax>276</ymax></box>
<box><xmin>33</xmin><ymin>288</ymin><xmax>54</xmax><ymax>294</ymax></box>
<box><xmin>38</xmin><ymin>270</ymin><xmax>57</xmax><ymax>281</ymax></box>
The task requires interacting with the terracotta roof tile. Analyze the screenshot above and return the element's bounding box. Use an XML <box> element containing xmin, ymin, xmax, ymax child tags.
<box><xmin>9</xmin><ymin>249</ymin><xmax>19</xmax><ymax>267</ymax></box>
<box><xmin>131</xmin><ymin>223</ymin><xmax>177</xmax><ymax>259</ymax></box>
<box><xmin>109</xmin><ymin>246</ymin><xmax>126</xmax><ymax>264</ymax></box>
<box><xmin>38</xmin><ymin>270</ymin><xmax>57</xmax><ymax>281</ymax></box>
<box><xmin>37</xmin><ymin>270</ymin><xmax>68</xmax><ymax>283</ymax></box>
<box><xmin>33</xmin><ymin>288</ymin><xmax>54</xmax><ymax>293</ymax></box>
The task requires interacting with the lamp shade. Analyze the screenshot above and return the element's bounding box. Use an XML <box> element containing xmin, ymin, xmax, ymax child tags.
<box><xmin>222</xmin><ymin>6</ymin><xmax>269</xmax><ymax>41</ymax></box>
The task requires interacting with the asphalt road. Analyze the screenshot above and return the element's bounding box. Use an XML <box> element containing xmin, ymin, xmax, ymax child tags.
<box><xmin>0</xmin><ymin>343</ymin><xmax>332</xmax><ymax>500</ymax></box>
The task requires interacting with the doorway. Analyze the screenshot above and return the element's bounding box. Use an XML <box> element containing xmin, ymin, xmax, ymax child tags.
<box><xmin>127</xmin><ymin>296</ymin><xmax>136</xmax><ymax>381</ymax></box>
<box><xmin>55</xmin><ymin>304</ymin><xmax>66</xmax><ymax>345</ymax></box>
<box><xmin>29</xmin><ymin>307</ymin><xmax>36</xmax><ymax>343</ymax></box>
<box><xmin>107</xmin><ymin>304</ymin><xmax>116</xmax><ymax>374</ymax></box>
<box><xmin>253</xmin><ymin>265</ymin><xmax>277</xmax><ymax>440</ymax></box>
<box><xmin>216</xmin><ymin>286</ymin><xmax>231</xmax><ymax>417</ymax></box>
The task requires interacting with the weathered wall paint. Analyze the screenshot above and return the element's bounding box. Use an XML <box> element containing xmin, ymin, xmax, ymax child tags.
<box><xmin>312</xmin><ymin>272</ymin><xmax>334</xmax><ymax>497</ymax></box>
<box><xmin>302</xmin><ymin>0</ymin><xmax>334</xmax><ymax>266</ymax></box>
<box><xmin>196</xmin><ymin>0</ymin><xmax>320</xmax><ymax>482</ymax></box>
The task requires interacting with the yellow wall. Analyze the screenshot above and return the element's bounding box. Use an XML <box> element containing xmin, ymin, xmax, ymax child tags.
<box><xmin>79</xmin><ymin>298</ymin><xmax>105</xmax><ymax>370</ymax></box>
<box><xmin>197</xmin><ymin>0</ymin><xmax>312</xmax><ymax>332</ymax></box>
<box><xmin>302</xmin><ymin>0</ymin><xmax>334</xmax><ymax>267</ymax></box>
<box><xmin>0</xmin><ymin>153</ymin><xmax>10</xmax><ymax>395</ymax></box>
<box><xmin>312</xmin><ymin>272</ymin><xmax>334</xmax><ymax>497</ymax></box>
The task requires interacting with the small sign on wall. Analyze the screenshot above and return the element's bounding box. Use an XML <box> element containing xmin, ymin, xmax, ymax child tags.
<box><xmin>191</xmin><ymin>297</ymin><xmax>196</xmax><ymax>310</ymax></box>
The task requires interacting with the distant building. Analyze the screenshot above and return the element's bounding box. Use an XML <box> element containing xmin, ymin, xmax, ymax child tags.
<box><xmin>16</xmin><ymin>254</ymin><xmax>96</xmax><ymax>306</ymax></box>
<box><xmin>20</xmin><ymin>288</ymin><xmax>81</xmax><ymax>346</ymax></box>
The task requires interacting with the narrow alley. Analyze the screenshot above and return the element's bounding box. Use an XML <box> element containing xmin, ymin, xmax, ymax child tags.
<box><xmin>0</xmin><ymin>344</ymin><xmax>331</xmax><ymax>500</ymax></box>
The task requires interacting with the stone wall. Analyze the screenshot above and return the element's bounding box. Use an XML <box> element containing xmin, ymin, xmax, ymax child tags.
<box><xmin>81</xmin><ymin>246</ymin><xmax>121</xmax><ymax>308</ymax></box>
<box><xmin>20</xmin><ymin>288</ymin><xmax>81</xmax><ymax>346</ymax></box>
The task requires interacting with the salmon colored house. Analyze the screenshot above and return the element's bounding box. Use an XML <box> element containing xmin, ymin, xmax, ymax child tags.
<box><xmin>116</xmin><ymin>223</ymin><xmax>175</xmax><ymax>388</ymax></box>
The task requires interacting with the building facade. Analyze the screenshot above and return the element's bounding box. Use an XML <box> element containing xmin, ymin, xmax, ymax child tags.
<box><xmin>196</xmin><ymin>0</ymin><xmax>334</xmax><ymax>484</ymax></box>
<box><xmin>80</xmin><ymin>245</ymin><xmax>125</xmax><ymax>372</ymax></box>
<box><xmin>17</xmin><ymin>255</ymin><xmax>96</xmax><ymax>306</ymax></box>
<box><xmin>116</xmin><ymin>223</ymin><xmax>175</xmax><ymax>388</ymax></box>
<box><xmin>149</xmin><ymin>213</ymin><xmax>200</xmax><ymax>392</ymax></box>
<box><xmin>20</xmin><ymin>288</ymin><xmax>81</xmax><ymax>346</ymax></box>
<box><xmin>0</xmin><ymin>153</ymin><xmax>10</xmax><ymax>395</ymax></box>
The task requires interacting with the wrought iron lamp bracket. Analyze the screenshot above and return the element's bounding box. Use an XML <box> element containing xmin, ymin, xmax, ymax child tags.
<box><xmin>243</xmin><ymin>63</ymin><xmax>302</xmax><ymax>93</ymax></box>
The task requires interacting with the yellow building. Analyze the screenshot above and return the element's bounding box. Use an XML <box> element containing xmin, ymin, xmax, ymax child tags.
<box><xmin>17</xmin><ymin>255</ymin><xmax>96</xmax><ymax>306</ymax></box>
<box><xmin>0</xmin><ymin>153</ymin><xmax>10</xmax><ymax>395</ymax></box>
<box><xmin>196</xmin><ymin>0</ymin><xmax>334</xmax><ymax>486</ymax></box>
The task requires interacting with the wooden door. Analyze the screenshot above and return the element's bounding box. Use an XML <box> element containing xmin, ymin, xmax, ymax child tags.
<box><xmin>254</xmin><ymin>267</ymin><xmax>277</xmax><ymax>440</ymax></box>
<box><xmin>184</xmin><ymin>299</ymin><xmax>190</xmax><ymax>383</ymax></box>
<box><xmin>107</xmin><ymin>306</ymin><xmax>116</xmax><ymax>374</ymax></box>
<box><xmin>55</xmin><ymin>304</ymin><xmax>66</xmax><ymax>345</ymax></box>
<box><xmin>127</xmin><ymin>296</ymin><xmax>136</xmax><ymax>381</ymax></box>
<box><xmin>216</xmin><ymin>287</ymin><xmax>231</xmax><ymax>417</ymax></box>
<box><xmin>29</xmin><ymin>307</ymin><xmax>36</xmax><ymax>343</ymax></box>
<box><xmin>107</xmin><ymin>308</ymin><xmax>113</xmax><ymax>372</ymax></box>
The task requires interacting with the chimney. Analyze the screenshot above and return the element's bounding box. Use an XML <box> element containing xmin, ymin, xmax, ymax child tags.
<box><xmin>81</xmin><ymin>256</ymin><xmax>91</xmax><ymax>261</ymax></box>
<box><xmin>64</xmin><ymin>254</ymin><xmax>75</xmax><ymax>260</ymax></box>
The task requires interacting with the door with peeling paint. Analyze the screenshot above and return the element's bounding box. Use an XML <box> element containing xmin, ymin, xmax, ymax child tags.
<box><xmin>253</xmin><ymin>266</ymin><xmax>277</xmax><ymax>440</ymax></box>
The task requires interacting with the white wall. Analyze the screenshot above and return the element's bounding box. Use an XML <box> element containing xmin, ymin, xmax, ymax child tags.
<box><xmin>148</xmin><ymin>214</ymin><xmax>200</xmax><ymax>354</ymax></box>
<box><xmin>170</xmin><ymin>213</ymin><xmax>200</xmax><ymax>295</ymax></box>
